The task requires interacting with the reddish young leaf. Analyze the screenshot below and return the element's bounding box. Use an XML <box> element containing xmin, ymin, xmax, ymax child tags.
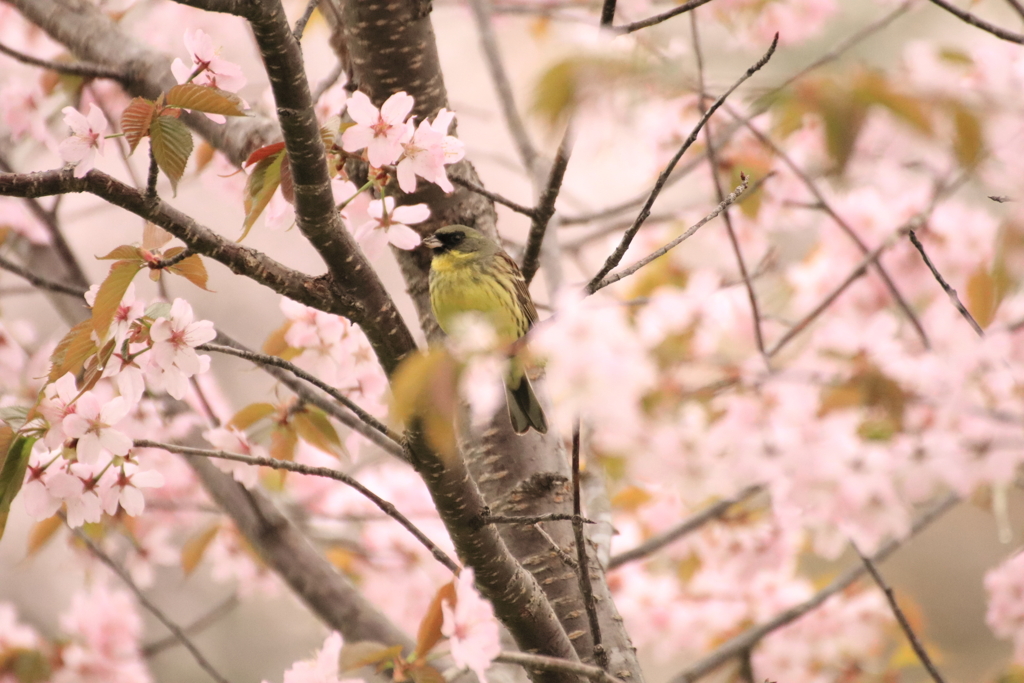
<box><xmin>150</xmin><ymin>114</ymin><xmax>194</xmax><ymax>194</ymax></box>
<box><xmin>167</xmin><ymin>253</ymin><xmax>212</xmax><ymax>291</ymax></box>
<box><xmin>339</xmin><ymin>642</ymin><xmax>404</xmax><ymax>672</ymax></box>
<box><xmin>241</xmin><ymin>150</ymin><xmax>285</xmax><ymax>240</ymax></box>
<box><xmin>292</xmin><ymin>408</ymin><xmax>344</xmax><ymax>458</ymax></box>
<box><xmin>26</xmin><ymin>515</ymin><xmax>63</xmax><ymax>556</ymax></box>
<box><xmin>166</xmin><ymin>83</ymin><xmax>248</xmax><ymax>116</ymax></box>
<box><xmin>91</xmin><ymin>260</ymin><xmax>144</xmax><ymax>339</ymax></box>
<box><xmin>97</xmin><ymin>244</ymin><xmax>145</xmax><ymax>262</ymax></box>
<box><xmin>244</xmin><ymin>141</ymin><xmax>287</xmax><ymax>168</ymax></box>
<box><xmin>269</xmin><ymin>424</ymin><xmax>298</xmax><ymax>463</ymax></box>
<box><xmin>413</xmin><ymin>580</ymin><xmax>456</xmax><ymax>660</ymax></box>
<box><xmin>48</xmin><ymin>318</ymin><xmax>98</xmax><ymax>382</ymax></box>
<box><xmin>121</xmin><ymin>97</ymin><xmax>157</xmax><ymax>154</ymax></box>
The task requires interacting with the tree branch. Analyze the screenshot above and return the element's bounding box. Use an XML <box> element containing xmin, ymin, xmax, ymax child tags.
<box><xmin>522</xmin><ymin>131</ymin><xmax>574</xmax><ymax>285</ymax></box>
<box><xmin>907</xmin><ymin>229</ymin><xmax>985</xmax><ymax>337</ymax></box>
<box><xmin>854</xmin><ymin>545</ymin><xmax>948</xmax><ymax>683</ymax></box>
<box><xmin>451</xmin><ymin>175</ymin><xmax>538</xmax><ymax>218</ymax></box>
<box><xmin>571</xmin><ymin>420</ymin><xmax>608</xmax><ymax>669</ymax></box>
<box><xmin>0</xmin><ymin>40</ymin><xmax>125</xmax><ymax>80</ymax></box>
<box><xmin>668</xmin><ymin>493</ymin><xmax>959</xmax><ymax>683</ymax></box>
<box><xmin>614</xmin><ymin>0</ymin><xmax>718</xmax><ymax>34</ymax></box>
<box><xmin>68</xmin><ymin>523</ymin><xmax>233</xmax><ymax>683</ymax></box>
<box><xmin>585</xmin><ymin>35</ymin><xmax>777</xmax><ymax>292</ymax></box>
<box><xmin>590</xmin><ymin>178</ymin><xmax>752</xmax><ymax>293</ymax></box>
<box><xmin>135</xmin><ymin>438</ymin><xmax>459</xmax><ymax>573</ymax></box>
<box><xmin>0</xmin><ymin>253</ymin><xmax>87</xmax><ymax>298</ymax></box>
<box><xmin>497</xmin><ymin>652</ymin><xmax>626</xmax><ymax>683</ymax></box>
<box><xmin>924</xmin><ymin>0</ymin><xmax>1024</xmax><ymax>44</ymax></box>
<box><xmin>608</xmin><ymin>485</ymin><xmax>763</xmax><ymax>570</ymax></box>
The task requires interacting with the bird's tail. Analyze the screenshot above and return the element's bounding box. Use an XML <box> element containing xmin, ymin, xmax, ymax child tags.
<box><xmin>504</xmin><ymin>366</ymin><xmax>548</xmax><ymax>434</ymax></box>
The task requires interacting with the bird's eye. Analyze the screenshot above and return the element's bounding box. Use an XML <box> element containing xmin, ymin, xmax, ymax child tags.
<box><xmin>450</xmin><ymin>233</ymin><xmax>465</xmax><ymax>244</ymax></box>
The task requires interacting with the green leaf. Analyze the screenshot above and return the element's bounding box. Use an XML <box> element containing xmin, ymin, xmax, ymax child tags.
<box><xmin>0</xmin><ymin>435</ymin><xmax>37</xmax><ymax>542</ymax></box>
<box><xmin>166</xmin><ymin>83</ymin><xmax>248</xmax><ymax>116</ymax></box>
<box><xmin>150</xmin><ymin>114</ymin><xmax>194</xmax><ymax>194</ymax></box>
<box><xmin>92</xmin><ymin>260</ymin><xmax>144</xmax><ymax>339</ymax></box>
<box><xmin>48</xmin><ymin>319</ymin><xmax>97</xmax><ymax>382</ymax></box>
<box><xmin>229</xmin><ymin>402</ymin><xmax>277</xmax><ymax>430</ymax></box>
<box><xmin>121</xmin><ymin>97</ymin><xmax>157</xmax><ymax>154</ymax></box>
<box><xmin>241</xmin><ymin>149</ymin><xmax>286</xmax><ymax>240</ymax></box>
<box><xmin>144</xmin><ymin>301</ymin><xmax>173</xmax><ymax>320</ymax></box>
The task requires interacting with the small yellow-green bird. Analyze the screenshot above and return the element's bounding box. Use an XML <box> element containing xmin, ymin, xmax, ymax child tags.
<box><xmin>423</xmin><ymin>225</ymin><xmax>548</xmax><ymax>434</ymax></box>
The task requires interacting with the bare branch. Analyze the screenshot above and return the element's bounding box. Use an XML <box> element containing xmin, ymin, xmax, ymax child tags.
<box><xmin>451</xmin><ymin>175</ymin><xmax>538</xmax><ymax>218</ymax></box>
<box><xmin>0</xmin><ymin>168</ymin><xmax>326</xmax><ymax>309</ymax></box>
<box><xmin>0</xmin><ymin>254</ymin><xmax>87</xmax><ymax>297</ymax></box>
<box><xmin>468</xmin><ymin>0</ymin><xmax>540</xmax><ymax>173</ymax></box>
<box><xmin>293</xmin><ymin>0</ymin><xmax>319</xmax><ymax>40</ymax></box>
<box><xmin>599</xmin><ymin>0</ymin><xmax>617</xmax><ymax>27</ymax></box>
<box><xmin>572</xmin><ymin>419</ymin><xmax>608</xmax><ymax>670</ymax></box>
<box><xmin>522</xmin><ymin>131</ymin><xmax>574</xmax><ymax>285</ymax></box>
<box><xmin>197</xmin><ymin>342</ymin><xmax>404</xmax><ymax>445</ymax></box>
<box><xmin>496</xmin><ymin>652</ymin><xmax>625</xmax><ymax>683</ymax></box>
<box><xmin>1006</xmin><ymin>0</ymin><xmax>1024</xmax><ymax>21</ymax></box>
<box><xmin>907</xmin><ymin>230</ymin><xmax>985</xmax><ymax>337</ymax></box>
<box><xmin>68</xmin><ymin>523</ymin><xmax>233</xmax><ymax>683</ymax></box>
<box><xmin>691</xmin><ymin>13</ymin><xmax>766</xmax><ymax>360</ymax></box>
<box><xmin>924</xmin><ymin>0</ymin><xmax>1024</xmax><ymax>44</ymax></box>
<box><xmin>585</xmin><ymin>35</ymin><xmax>777</xmax><ymax>292</ymax></box>
<box><xmin>614</xmin><ymin>0</ymin><xmax>718</xmax><ymax>34</ymax></box>
<box><xmin>608</xmin><ymin>485</ymin><xmax>763</xmax><ymax>570</ymax></box>
<box><xmin>483</xmin><ymin>513</ymin><xmax>595</xmax><ymax>525</ymax></box>
<box><xmin>533</xmin><ymin>524</ymin><xmax>579</xmax><ymax>570</ymax></box>
<box><xmin>854</xmin><ymin>545</ymin><xmax>949</xmax><ymax>683</ymax></box>
<box><xmin>134</xmin><ymin>439</ymin><xmax>459</xmax><ymax>573</ymax></box>
<box><xmin>142</xmin><ymin>595</ymin><xmax>240</xmax><ymax>658</ymax></box>
<box><xmin>0</xmin><ymin>40</ymin><xmax>125</xmax><ymax>80</ymax></box>
<box><xmin>590</xmin><ymin>178</ymin><xmax>752</xmax><ymax>293</ymax></box>
<box><xmin>668</xmin><ymin>493</ymin><xmax>959</xmax><ymax>683</ymax></box>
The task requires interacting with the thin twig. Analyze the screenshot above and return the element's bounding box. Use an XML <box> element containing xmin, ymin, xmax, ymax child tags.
<box><xmin>667</xmin><ymin>493</ymin><xmax>959</xmax><ymax>683</ymax></box>
<box><xmin>571</xmin><ymin>418</ymin><xmax>608</xmax><ymax>670</ymax></box>
<box><xmin>729</xmin><ymin>107</ymin><xmax>931</xmax><ymax>350</ymax></box>
<box><xmin>907</xmin><ymin>230</ymin><xmax>985</xmax><ymax>337</ymax></box>
<box><xmin>854</xmin><ymin>545</ymin><xmax>949</xmax><ymax>683</ymax></box>
<box><xmin>766</xmin><ymin>223</ymin><xmax>915</xmax><ymax>357</ymax></box>
<box><xmin>522</xmin><ymin>131</ymin><xmax>574</xmax><ymax>285</ymax></box>
<box><xmin>585</xmin><ymin>35</ymin><xmax>778</xmax><ymax>292</ymax></box>
<box><xmin>0</xmin><ymin>254</ymin><xmax>87</xmax><ymax>297</ymax></box>
<box><xmin>691</xmin><ymin>13</ymin><xmax>767</xmax><ymax>361</ymax></box>
<box><xmin>133</xmin><ymin>438</ymin><xmax>460</xmax><ymax>573</ymax></box>
<box><xmin>924</xmin><ymin>0</ymin><xmax>1024</xmax><ymax>44</ymax></box>
<box><xmin>142</xmin><ymin>595</ymin><xmax>240</xmax><ymax>658</ymax></box>
<box><xmin>496</xmin><ymin>651</ymin><xmax>625</xmax><ymax>683</ymax></box>
<box><xmin>615</xmin><ymin>0</ymin><xmax>718</xmax><ymax>34</ymax></box>
<box><xmin>533</xmin><ymin>523</ymin><xmax>579</xmax><ymax>569</ymax></box>
<box><xmin>591</xmin><ymin>178</ymin><xmax>752</xmax><ymax>292</ymax></box>
<box><xmin>293</xmin><ymin>0</ymin><xmax>319</xmax><ymax>40</ymax></box>
<box><xmin>312</xmin><ymin>60</ymin><xmax>345</xmax><ymax>104</ymax></box>
<box><xmin>150</xmin><ymin>248</ymin><xmax>193</xmax><ymax>270</ymax></box>
<box><xmin>468</xmin><ymin>0</ymin><xmax>540</xmax><ymax>173</ymax></box>
<box><xmin>146</xmin><ymin>145</ymin><xmax>159</xmax><ymax>198</ymax></box>
<box><xmin>198</xmin><ymin>342</ymin><xmax>403</xmax><ymax>444</ymax></box>
<box><xmin>608</xmin><ymin>485</ymin><xmax>762</xmax><ymax>570</ymax></box>
<box><xmin>0</xmin><ymin>41</ymin><xmax>125</xmax><ymax>80</ymax></box>
<box><xmin>1006</xmin><ymin>0</ymin><xmax>1024</xmax><ymax>21</ymax></box>
<box><xmin>451</xmin><ymin>175</ymin><xmax>538</xmax><ymax>218</ymax></box>
<box><xmin>599</xmin><ymin>0</ymin><xmax>617</xmax><ymax>27</ymax></box>
<box><xmin>68</xmin><ymin>523</ymin><xmax>232</xmax><ymax>683</ymax></box>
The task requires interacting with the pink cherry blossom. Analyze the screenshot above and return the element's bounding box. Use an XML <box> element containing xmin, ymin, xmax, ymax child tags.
<box><xmin>986</xmin><ymin>551</ymin><xmax>1024</xmax><ymax>663</ymax></box>
<box><xmin>341</xmin><ymin>90</ymin><xmax>414</xmax><ymax>168</ymax></box>
<box><xmin>58</xmin><ymin>104</ymin><xmax>107</xmax><ymax>178</ymax></box>
<box><xmin>396</xmin><ymin>108</ymin><xmax>465</xmax><ymax>193</ymax></box>
<box><xmin>57</xmin><ymin>583</ymin><xmax>151</xmax><ymax>683</ymax></box>
<box><xmin>62</xmin><ymin>392</ymin><xmax>132</xmax><ymax>465</ymax></box>
<box><xmin>203</xmin><ymin>426</ymin><xmax>264</xmax><ymax>487</ymax></box>
<box><xmin>170</xmin><ymin>28</ymin><xmax>246</xmax><ymax>92</ymax></box>
<box><xmin>265</xmin><ymin>631</ymin><xmax>363</xmax><ymax>683</ymax></box>
<box><xmin>354</xmin><ymin>197</ymin><xmax>427</xmax><ymax>258</ymax></box>
<box><xmin>442</xmin><ymin>568</ymin><xmax>501</xmax><ymax>682</ymax></box>
<box><xmin>149</xmin><ymin>298</ymin><xmax>216</xmax><ymax>399</ymax></box>
<box><xmin>100</xmin><ymin>463</ymin><xmax>165</xmax><ymax>517</ymax></box>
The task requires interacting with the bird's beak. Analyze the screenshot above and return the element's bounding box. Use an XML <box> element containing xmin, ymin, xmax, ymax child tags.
<box><xmin>423</xmin><ymin>235</ymin><xmax>442</xmax><ymax>249</ymax></box>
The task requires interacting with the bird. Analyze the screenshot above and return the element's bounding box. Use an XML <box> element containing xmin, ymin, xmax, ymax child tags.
<box><xmin>423</xmin><ymin>224</ymin><xmax>548</xmax><ymax>434</ymax></box>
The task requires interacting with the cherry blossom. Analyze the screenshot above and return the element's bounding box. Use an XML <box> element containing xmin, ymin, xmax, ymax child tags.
<box><xmin>354</xmin><ymin>197</ymin><xmax>428</xmax><ymax>258</ymax></box>
<box><xmin>100</xmin><ymin>462</ymin><xmax>165</xmax><ymax>517</ymax></box>
<box><xmin>149</xmin><ymin>298</ymin><xmax>216</xmax><ymax>399</ymax></box>
<box><xmin>62</xmin><ymin>392</ymin><xmax>132</xmax><ymax>465</ymax></box>
<box><xmin>265</xmin><ymin>632</ymin><xmax>363</xmax><ymax>683</ymax></box>
<box><xmin>341</xmin><ymin>90</ymin><xmax>414</xmax><ymax>168</ymax></box>
<box><xmin>58</xmin><ymin>104</ymin><xmax>107</xmax><ymax>178</ymax></box>
<box><xmin>986</xmin><ymin>551</ymin><xmax>1024</xmax><ymax>663</ymax></box>
<box><xmin>396</xmin><ymin>108</ymin><xmax>465</xmax><ymax>193</ymax></box>
<box><xmin>442</xmin><ymin>568</ymin><xmax>501</xmax><ymax>682</ymax></box>
<box><xmin>203</xmin><ymin>426</ymin><xmax>264</xmax><ymax>487</ymax></box>
<box><xmin>170</xmin><ymin>28</ymin><xmax>246</xmax><ymax>92</ymax></box>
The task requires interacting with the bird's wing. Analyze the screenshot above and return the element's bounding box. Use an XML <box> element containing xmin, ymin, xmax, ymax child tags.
<box><xmin>498</xmin><ymin>251</ymin><xmax>539</xmax><ymax>329</ymax></box>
